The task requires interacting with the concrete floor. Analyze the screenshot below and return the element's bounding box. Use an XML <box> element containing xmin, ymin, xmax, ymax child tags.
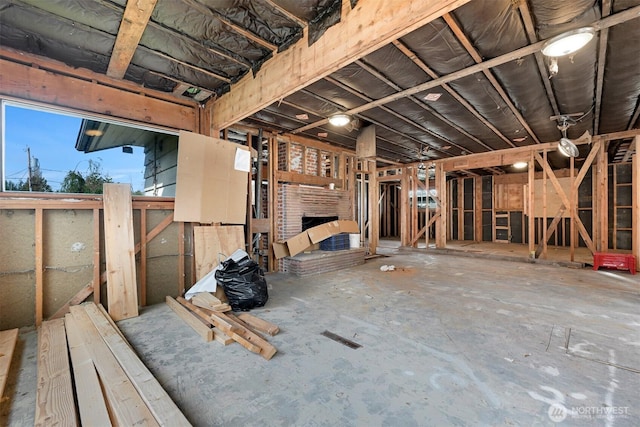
<box><xmin>2</xmin><ymin>249</ymin><xmax>639</xmax><ymax>426</ymax></box>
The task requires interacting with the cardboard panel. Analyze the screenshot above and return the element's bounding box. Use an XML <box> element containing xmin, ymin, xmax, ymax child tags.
<box><xmin>274</xmin><ymin>220</ymin><xmax>360</xmax><ymax>258</ymax></box>
<box><xmin>174</xmin><ymin>131</ymin><xmax>249</xmax><ymax>224</ymax></box>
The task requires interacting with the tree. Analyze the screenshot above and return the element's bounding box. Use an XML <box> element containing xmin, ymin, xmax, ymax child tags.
<box><xmin>60</xmin><ymin>160</ymin><xmax>112</xmax><ymax>194</ymax></box>
<box><xmin>4</xmin><ymin>158</ymin><xmax>52</xmax><ymax>192</ymax></box>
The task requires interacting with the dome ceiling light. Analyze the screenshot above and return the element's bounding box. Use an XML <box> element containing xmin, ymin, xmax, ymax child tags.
<box><xmin>328</xmin><ymin>113</ymin><xmax>351</xmax><ymax>127</ymax></box>
<box><xmin>541</xmin><ymin>27</ymin><xmax>595</xmax><ymax>57</ymax></box>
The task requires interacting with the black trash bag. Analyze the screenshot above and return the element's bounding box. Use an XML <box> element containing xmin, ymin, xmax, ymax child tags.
<box><xmin>215</xmin><ymin>256</ymin><xmax>268</xmax><ymax>311</ymax></box>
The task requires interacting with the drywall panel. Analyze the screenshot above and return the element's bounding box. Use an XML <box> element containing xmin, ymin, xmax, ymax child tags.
<box><xmin>174</xmin><ymin>131</ymin><xmax>249</xmax><ymax>224</ymax></box>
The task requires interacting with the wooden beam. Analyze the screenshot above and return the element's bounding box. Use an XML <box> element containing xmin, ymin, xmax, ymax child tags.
<box><xmin>236</xmin><ymin>313</ymin><xmax>280</xmax><ymax>336</ymax></box>
<box><xmin>140</xmin><ymin>208</ymin><xmax>147</xmax><ymax>307</ymax></box>
<box><xmin>178</xmin><ymin>222</ymin><xmax>185</xmax><ymax>296</ymax></box>
<box><xmin>107</xmin><ymin>0</ymin><xmax>158</xmax><ymax>79</ymax></box>
<box><xmin>35</xmin><ymin>319</ymin><xmax>77</xmax><ymax>427</ymax></box>
<box><xmin>594</xmin><ymin>0</ymin><xmax>612</xmax><ymax>135</ymax></box>
<box><xmin>633</xmin><ymin>146</ymin><xmax>639</xmax><ymax>271</ymax></box>
<box><xmin>535</xmin><ymin>208</ymin><xmax>566</xmax><ymax>258</ymax></box>
<box><xmin>435</xmin><ymin>162</ymin><xmax>447</xmax><ymax>247</ymax></box>
<box><xmin>528</xmin><ymin>153</ymin><xmax>535</xmax><ymax>254</ymax></box>
<box><xmin>0</xmin><ymin>328</ymin><xmax>19</xmax><ymax>400</ymax></box>
<box><xmin>212</xmin><ymin>0</ymin><xmax>472</xmax><ymax>128</ymax></box>
<box><xmin>165</xmin><ymin>296</ymin><xmax>213</xmax><ymax>342</ymax></box>
<box><xmin>289</xmin><ymin>6</ymin><xmax>640</xmax><ymax>134</ymax></box>
<box><xmin>92</xmin><ymin>208</ymin><xmax>101</xmax><ymax>304</ymax></box>
<box><xmin>392</xmin><ymin>40</ymin><xmax>506</xmax><ymax>149</ymax></box>
<box><xmin>517</xmin><ymin>1</ymin><xmax>560</xmax><ymax>117</ymax></box>
<box><xmin>621</xmin><ymin>138</ymin><xmax>636</xmax><ymax>163</ymax></box>
<box><xmin>49</xmin><ymin>282</ymin><xmax>95</xmax><ymax>320</ymax></box>
<box><xmin>443</xmin><ymin>12</ymin><xmax>537</xmax><ymax>145</ymax></box>
<box><xmin>0</xmin><ymin>58</ymin><xmax>197</xmax><ymax>131</ymax></box>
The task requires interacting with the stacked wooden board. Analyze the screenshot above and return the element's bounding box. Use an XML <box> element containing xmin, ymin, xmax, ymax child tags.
<box><xmin>0</xmin><ymin>328</ymin><xmax>19</xmax><ymax>401</ymax></box>
<box><xmin>166</xmin><ymin>295</ymin><xmax>280</xmax><ymax>360</ymax></box>
<box><xmin>34</xmin><ymin>303</ymin><xmax>190</xmax><ymax>426</ymax></box>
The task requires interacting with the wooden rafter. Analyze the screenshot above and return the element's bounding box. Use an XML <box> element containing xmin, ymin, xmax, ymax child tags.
<box><xmin>354</xmin><ymin>59</ymin><xmax>495</xmax><ymax>152</ymax></box>
<box><xmin>212</xmin><ymin>0</ymin><xmax>474</xmax><ymax>129</ymax></box>
<box><xmin>594</xmin><ymin>0</ymin><xmax>612</xmax><ymax>135</ymax></box>
<box><xmin>442</xmin><ymin>12</ymin><xmax>541</xmax><ymax>144</ymax></box>
<box><xmin>392</xmin><ymin>39</ymin><xmax>509</xmax><ymax>150</ymax></box>
<box><xmin>107</xmin><ymin>0</ymin><xmax>158</xmax><ymax>79</ymax></box>
<box><xmin>285</xmin><ymin>6</ymin><xmax>640</xmax><ymax>142</ymax></box>
<box><xmin>262</xmin><ymin>0</ymin><xmax>306</xmax><ymax>27</ymax></box>
<box><xmin>517</xmin><ymin>1</ymin><xmax>560</xmax><ymax>117</ymax></box>
<box><xmin>181</xmin><ymin>0</ymin><xmax>277</xmax><ymax>51</ymax></box>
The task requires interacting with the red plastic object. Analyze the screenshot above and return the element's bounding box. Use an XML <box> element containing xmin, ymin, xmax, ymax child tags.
<box><xmin>593</xmin><ymin>252</ymin><xmax>636</xmax><ymax>275</ymax></box>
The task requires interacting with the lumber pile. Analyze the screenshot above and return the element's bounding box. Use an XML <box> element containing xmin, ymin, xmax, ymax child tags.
<box><xmin>33</xmin><ymin>303</ymin><xmax>190</xmax><ymax>426</ymax></box>
<box><xmin>166</xmin><ymin>294</ymin><xmax>280</xmax><ymax>360</ymax></box>
<box><xmin>0</xmin><ymin>328</ymin><xmax>19</xmax><ymax>401</ymax></box>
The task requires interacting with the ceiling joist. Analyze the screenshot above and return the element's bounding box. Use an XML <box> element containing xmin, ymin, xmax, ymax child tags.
<box><xmin>212</xmin><ymin>0</ymin><xmax>473</xmax><ymax>130</ymax></box>
<box><xmin>107</xmin><ymin>0</ymin><xmax>158</xmax><ymax>79</ymax></box>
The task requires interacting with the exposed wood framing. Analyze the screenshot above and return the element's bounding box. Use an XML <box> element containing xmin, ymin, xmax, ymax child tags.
<box><xmin>633</xmin><ymin>149</ymin><xmax>639</xmax><ymax>270</ymax></box>
<box><xmin>107</xmin><ymin>0</ymin><xmax>158</xmax><ymax>79</ymax></box>
<box><xmin>517</xmin><ymin>1</ymin><xmax>560</xmax><ymax>117</ymax></box>
<box><xmin>35</xmin><ymin>208</ymin><xmax>44</xmax><ymax>327</ymax></box>
<box><xmin>0</xmin><ymin>54</ymin><xmax>197</xmax><ymax>131</ymax></box>
<box><xmin>212</xmin><ymin>0</ymin><xmax>472</xmax><ymax>128</ymax></box>
<box><xmin>442</xmin><ymin>12</ymin><xmax>537</xmax><ymax>145</ymax></box>
<box><xmin>92</xmin><ymin>209</ymin><xmax>101</xmax><ymax>304</ymax></box>
<box><xmin>288</xmin><ymin>7</ymin><xmax>640</xmax><ymax>135</ymax></box>
<box><xmin>594</xmin><ymin>0</ymin><xmax>612</xmax><ymax>135</ymax></box>
<box><xmin>140</xmin><ymin>208</ymin><xmax>148</xmax><ymax>307</ymax></box>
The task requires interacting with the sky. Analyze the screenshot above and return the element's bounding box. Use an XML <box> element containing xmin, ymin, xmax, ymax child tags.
<box><xmin>3</xmin><ymin>104</ymin><xmax>146</xmax><ymax>192</ymax></box>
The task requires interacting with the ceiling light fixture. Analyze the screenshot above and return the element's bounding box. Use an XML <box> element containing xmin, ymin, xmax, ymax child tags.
<box><xmin>558</xmin><ymin>137</ymin><xmax>579</xmax><ymax>157</ymax></box>
<box><xmin>541</xmin><ymin>27</ymin><xmax>595</xmax><ymax>57</ymax></box>
<box><xmin>328</xmin><ymin>113</ymin><xmax>351</xmax><ymax>127</ymax></box>
<box><xmin>513</xmin><ymin>161</ymin><xmax>528</xmax><ymax>169</ymax></box>
<box><xmin>84</xmin><ymin>129</ymin><xmax>103</xmax><ymax>137</ymax></box>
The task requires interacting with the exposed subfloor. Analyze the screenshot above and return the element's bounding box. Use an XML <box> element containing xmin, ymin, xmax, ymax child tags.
<box><xmin>2</xmin><ymin>251</ymin><xmax>639</xmax><ymax>426</ymax></box>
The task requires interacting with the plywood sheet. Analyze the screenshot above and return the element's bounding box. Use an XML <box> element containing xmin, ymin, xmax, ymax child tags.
<box><xmin>193</xmin><ymin>225</ymin><xmax>245</xmax><ymax>281</ymax></box>
<box><xmin>0</xmin><ymin>328</ymin><xmax>19</xmax><ymax>399</ymax></box>
<box><xmin>103</xmin><ymin>184</ymin><xmax>138</xmax><ymax>321</ymax></box>
<box><xmin>174</xmin><ymin>131</ymin><xmax>249</xmax><ymax>224</ymax></box>
<box><xmin>534</xmin><ymin>177</ymin><xmax>572</xmax><ymax>218</ymax></box>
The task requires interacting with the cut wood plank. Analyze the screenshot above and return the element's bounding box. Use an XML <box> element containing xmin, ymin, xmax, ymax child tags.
<box><xmin>49</xmin><ymin>282</ymin><xmax>94</xmax><ymax>320</ymax></box>
<box><xmin>166</xmin><ymin>296</ymin><xmax>213</xmax><ymax>342</ymax></box>
<box><xmin>103</xmin><ymin>183</ymin><xmax>139</xmax><ymax>321</ymax></box>
<box><xmin>224</xmin><ymin>312</ymin><xmax>267</xmax><ymax>340</ymax></box>
<box><xmin>236</xmin><ymin>313</ymin><xmax>280</xmax><ymax>336</ymax></box>
<box><xmin>215</xmin><ymin>312</ymin><xmax>277</xmax><ymax>360</ymax></box>
<box><xmin>173</xmin><ymin>298</ymin><xmax>234</xmax><ymax>346</ymax></box>
<box><xmin>0</xmin><ymin>328</ymin><xmax>19</xmax><ymax>400</ymax></box>
<box><xmin>177</xmin><ymin>297</ymin><xmax>259</xmax><ymax>353</ymax></box>
<box><xmin>35</xmin><ymin>319</ymin><xmax>78</xmax><ymax>427</ymax></box>
<box><xmin>81</xmin><ymin>303</ymin><xmax>191</xmax><ymax>427</ymax></box>
<box><xmin>64</xmin><ymin>314</ymin><xmax>112</xmax><ymax>426</ymax></box>
<box><xmin>69</xmin><ymin>306</ymin><xmax>159</xmax><ymax>427</ymax></box>
<box><xmin>191</xmin><ymin>292</ymin><xmax>232</xmax><ymax>312</ymax></box>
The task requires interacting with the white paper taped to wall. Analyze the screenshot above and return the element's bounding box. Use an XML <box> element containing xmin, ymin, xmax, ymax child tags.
<box><xmin>234</xmin><ymin>148</ymin><xmax>251</xmax><ymax>172</ymax></box>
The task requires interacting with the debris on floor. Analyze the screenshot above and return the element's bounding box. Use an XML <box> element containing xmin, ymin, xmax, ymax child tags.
<box><xmin>166</xmin><ymin>293</ymin><xmax>280</xmax><ymax>361</ymax></box>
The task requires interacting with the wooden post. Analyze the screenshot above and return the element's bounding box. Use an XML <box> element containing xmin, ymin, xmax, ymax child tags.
<box><xmin>139</xmin><ymin>208</ymin><xmax>147</xmax><ymax>306</ymax></box>
<box><xmin>35</xmin><ymin>208</ymin><xmax>44</xmax><ymax>327</ymax></box>
<box><xmin>633</xmin><ymin>141</ymin><xmax>639</xmax><ymax>271</ymax></box>
<box><xmin>268</xmin><ymin>135</ymin><xmax>277</xmax><ymax>272</ymax></box>
<box><xmin>368</xmin><ymin>160</ymin><xmax>378</xmax><ymax>254</ymax></box>
<box><xmin>474</xmin><ymin>176</ymin><xmax>482</xmax><ymax>242</ymax></box>
<box><xmin>435</xmin><ymin>162</ymin><xmax>446</xmax><ymax>248</ymax></box>
<box><xmin>570</xmin><ymin>157</ymin><xmax>576</xmax><ymax>261</ymax></box>
<box><xmin>400</xmin><ymin>170</ymin><xmax>409</xmax><ymax>246</ymax></box>
<box><xmin>92</xmin><ymin>208</ymin><xmax>101</xmax><ymax>304</ymax></box>
<box><xmin>528</xmin><ymin>152</ymin><xmax>535</xmax><ymax>256</ymax></box>
<box><xmin>542</xmin><ymin>150</ymin><xmax>548</xmax><ymax>258</ymax></box>
<box><xmin>457</xmin><ymin>178</ymin><xmax>464</xmax><ymax>240</ymax></box>
<box><xmin>596</xmin><ymin>141</ymin><xmax>608</xmax><ymax>251</ymax></box>
<box><xmin>178</xmin><ymin>222</ymin><xmax>185</xmax><ymax>296</ymax></box>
